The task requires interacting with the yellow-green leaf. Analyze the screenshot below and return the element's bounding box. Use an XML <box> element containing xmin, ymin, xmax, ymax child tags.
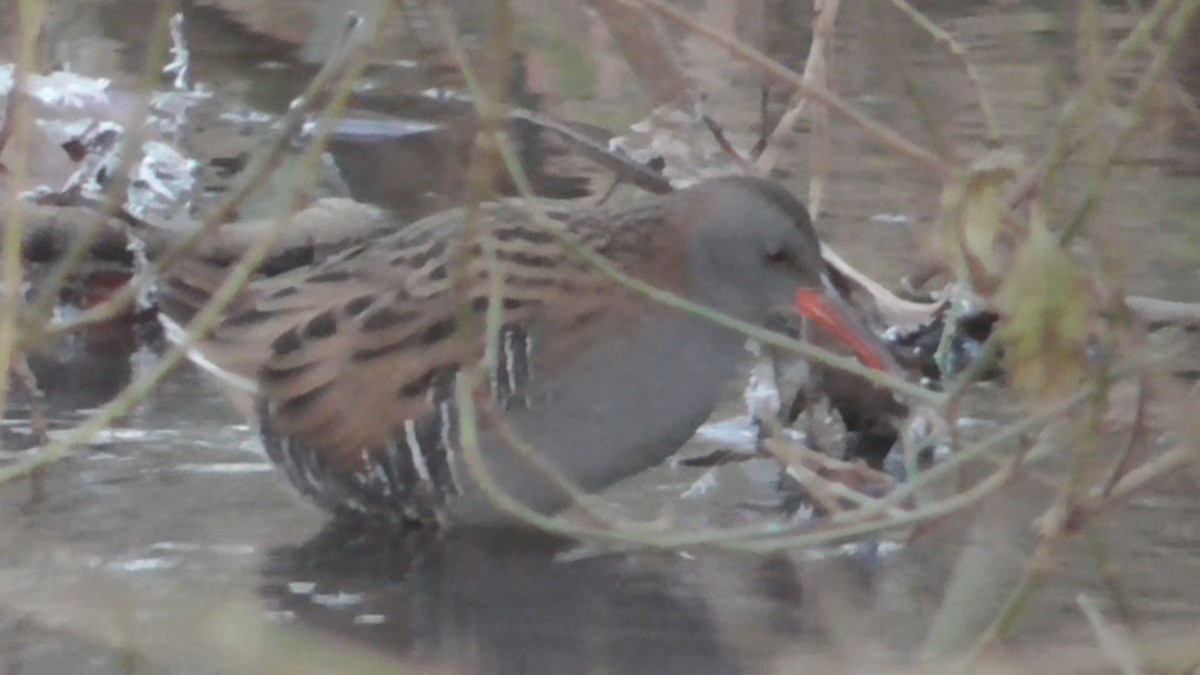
<box><xmin>936</xmin><ymin>151</ymin><xmax>1023</xmax><ymax>295</ymax></box>
<box><xmin>996</xmin><ymin>205</ymin><xmax>1092</xmax><ymax>400</ymax></box>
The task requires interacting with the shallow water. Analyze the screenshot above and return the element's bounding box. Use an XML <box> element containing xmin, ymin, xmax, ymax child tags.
<box><xmin>1</xmin><ymin>1</ymin><xmax>1199</xmax><ymax>672</ymax></box>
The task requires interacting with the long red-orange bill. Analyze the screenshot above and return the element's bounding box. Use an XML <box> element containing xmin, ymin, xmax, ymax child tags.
<box><xmin>794</xmin><ymin>289</ymin><xmax>893</xmax><ymax>372</ymax></box>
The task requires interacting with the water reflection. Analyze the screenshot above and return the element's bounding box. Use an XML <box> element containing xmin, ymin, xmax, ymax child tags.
<box><xmin>261</xmin><ymin>525</ymin><xmax>849</xmax><ymax>673</ymax></box>
<box><xmin>258</xmin><ymin>520</ymin><xmax>952</xmax><ymax>672</ymax></box>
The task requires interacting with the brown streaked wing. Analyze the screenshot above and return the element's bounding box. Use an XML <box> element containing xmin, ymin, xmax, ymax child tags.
<box><xmin>206</xmin><ymin>198</ymin><xmax>679</xmax><ymax>468</ymax></box>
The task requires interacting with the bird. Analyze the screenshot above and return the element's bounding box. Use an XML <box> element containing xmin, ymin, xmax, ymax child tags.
<box><xmin>158</xmin><ymin>175</ymin><xmax>896</xmax><ymax>528</ymax></box>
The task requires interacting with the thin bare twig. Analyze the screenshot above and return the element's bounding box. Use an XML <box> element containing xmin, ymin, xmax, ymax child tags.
<box><xmin>626</xmin><ymin>0</ymin><xmax>956</xmax><ymax>181</ymax></box>
<box><xmin>760</xmin><ymin>436</ymin><xmax>899</xmax><ymax>516</ymax></box>
<box><xmin>1100</xmin><ymin>375</ymin><xmax>1150</xmax><ymax>496</ymax></box>
<box><xmin>886</xmin><ymin>0</ymin><xmax>1000</xmax><ymax>146</ymax></box>
<box><xmin>508</xmin><ymin>108</ymin><xmax>673</xmax><ymax>194</ymax></box>
<box><xmin>699</xmin><ymin>110</ymin><xmax>754</xmax><ymax>173</ymax></box>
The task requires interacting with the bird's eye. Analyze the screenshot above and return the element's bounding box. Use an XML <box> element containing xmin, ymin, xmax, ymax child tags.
<box><xmin>765</xmin><ymin>249</ymin><xmax>792</xmax><ymax>267</ymax></box>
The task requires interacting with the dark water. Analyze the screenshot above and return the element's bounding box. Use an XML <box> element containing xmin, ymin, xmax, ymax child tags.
<box><xmin>2</xmin><ymin>1</ymin><xmax>1199</xmax><ymax>672</ymax></box>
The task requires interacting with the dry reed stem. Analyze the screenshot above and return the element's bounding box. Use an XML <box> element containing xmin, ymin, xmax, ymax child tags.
<box><xmin>807</xmin><ymin>0</ymin><xmax>836</xmax><ymax>217</ymax></box>
<box><xmin>752</xmin><ymin>0</ymin><xmax>839</xmax><ymax>188</ymax></box>
<box><xmin>586</xmin><ymin>0</ymin><xmax>690</xmax><ymax>106</ymax></box>
<box><xmin>0</xmin><ymin>0</ymin><xmax>41</xmax><ymax>426</ymax></box>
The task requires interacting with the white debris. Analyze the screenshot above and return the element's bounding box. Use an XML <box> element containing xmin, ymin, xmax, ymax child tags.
<box><xmin>0</xmin><ymin>64</ymin><xmax>111</xmax><ymax>108</ymax></box>
<box><xmin>680</xmin><ymin>468</ymin><xmax>719</xmax><ymax>499</ymax></box>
